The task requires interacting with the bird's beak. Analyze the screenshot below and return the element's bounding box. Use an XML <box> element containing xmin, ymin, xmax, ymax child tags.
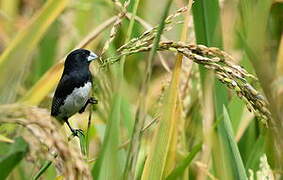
<box><xmin>87</xmin><ymin>51</ymin><xmax>98</xmax><ymax>62</ymax></box>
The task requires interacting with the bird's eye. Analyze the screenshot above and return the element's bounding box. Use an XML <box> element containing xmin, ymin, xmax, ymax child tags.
<box><xmin>81</xmin><ymin>52</ymin><xmax>88</xmax><ymax>58</ymax></box>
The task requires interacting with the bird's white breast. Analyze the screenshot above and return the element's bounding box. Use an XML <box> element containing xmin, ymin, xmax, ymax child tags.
<box><xmin>59</xmin><ymin>82</ymin><xmax>92</xmax><ymax>118</ymax></box>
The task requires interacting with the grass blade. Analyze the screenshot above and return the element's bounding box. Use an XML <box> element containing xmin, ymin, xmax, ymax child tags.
<box><xmin>141</xmin><ymin>76</ymin><xmax>178</xmax><ymax>180</ymax></box>
<box><xmin>0</xmin><ymin>134</ymin><xmax>14</xmax><ymax>143</ymax></box>
<box><xmin>125</xmin><ymin>0</ymin><xmax>173</xmax><ymax>179</ymax></box>
<box><xmin>164</xmin><ymin>1</ymin><xmax>192</xmax><ymax>176</ymax></box>
<box><xmin>77</xmin><ymin>130</ymin><xmax>87</xmax><ymax>156</ymax></box>
<box><xmin>140</xmin><ymin>1</ymin><xmax>188</xmax><ymax>180</ymax></box>
<box><xmin>32</xmin><ymin>161</ymin><xmax>53</xmax><ymax>180</ymax></box>
<box><xmin>192</xmin><ymin>1</ymin><xmax>228</xmax><ymax>179</ymax></box>
<box><xmin>192</xmin><ymin>0</ymin><xmax>223</xmax><ymax>47</ymax></box>
<box><xmin>192</xmin><ymin>0</ymin><xmax>227</xmax><ymax>114</ymax></box>
<box><xmin>245</xmin><ymin>135</ymin><xmax>265</xmax><ymax>171</ymax></box>
<box><xmin>218</xmin><ymin>106</ymin><xmax>248</xmax><ymax>180</ymax></box>
<box><xmin>92</xmin><ymin>94</ymin><xmax>121</xmax><ymax>180</ymax></box>
<box><xmin>166</xmin><ymin>143</ymin><xmax>202</xmax><ymax>180</ymax></box>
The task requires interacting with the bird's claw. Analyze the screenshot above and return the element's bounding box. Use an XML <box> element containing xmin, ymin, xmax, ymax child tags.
<box><xmin>78</xmin><ymin>97</ymin><xmax>98</xmax><ymax>113</ymax></box>
<box><xmin>71</xmin><ymin>129</ymin><xmax>84</xmax><ymax>137</ymax></box>
<box><xmin>89</xmin><ymin>97</ymin><xmax>98</xmax><ymax>104</ymax></box>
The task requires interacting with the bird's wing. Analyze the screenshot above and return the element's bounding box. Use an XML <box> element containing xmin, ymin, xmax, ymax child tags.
<box><xmin>51</xmin><ymin>72</ymin><xmax>91</xmax><ymax>117</ymax></box>
<box><xmin>51</xmin><ymin>96</ymin><xmax>63</xmax><ymax>117</ymax></box>
<box><xmin>51</xmin><ymin>74</ymin><xmax>73</xmax><ymax>117</ymax></box>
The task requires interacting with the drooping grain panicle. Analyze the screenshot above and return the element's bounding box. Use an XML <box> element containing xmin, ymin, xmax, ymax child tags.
<box><xmin>105</xmin><ymin>40</ymin><xmax>271</xmax><ymax>124</ymax></box>
<box><xmin>0</xmin><ymin>104</ymin><xmax>91</xmax><ymax>180</ymax></box>
<box><xmin>117</xmin><ymin>7</ymin><xmax>188</xmax><ymax>53</ymax></box>
<box><xmin>101</xmin><ymin>10</ymin><xmax>271</xmax><ymax>123</ymax></box>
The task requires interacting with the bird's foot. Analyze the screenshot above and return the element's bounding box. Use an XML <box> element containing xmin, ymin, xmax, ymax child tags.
<box><xmin>73</xmin><ymin>128</ymin><xmax>84</xmax><ymax>137</ymax></box>
<box><xmin>78</xmin><ymin>97</ymin><xmax>98</xmax><ymax>113</ymax></box>
<box><xmin>69</xmin><ymin>129</ymin><xmax>84</xmax><ymax>140</ymax></box>
<box><xmin>89</xmin><ymin>97</ymin><xmax>98</xmax><ymax>104</ymax></box>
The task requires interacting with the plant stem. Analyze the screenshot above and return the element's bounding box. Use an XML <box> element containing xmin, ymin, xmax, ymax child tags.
<box><xmin>32</xmin><ymin>152</ymin><xmax>58</xmax><ymax>180</ymax></box>
<box><xmin>124</xmin><ymin>0</ymin><xmax>173</xmax><ymax>179</ymax></box>
<box><xmin>32</xmin><ymin>160</ymin><xmax>53</xmax><ymax>180</ymax></box>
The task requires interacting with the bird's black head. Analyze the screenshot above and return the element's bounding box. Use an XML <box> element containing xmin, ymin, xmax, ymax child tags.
<box><xmin>64</xmin><ymin>49</ymin><xmax>98</xmax><ymax>73</ymax></box>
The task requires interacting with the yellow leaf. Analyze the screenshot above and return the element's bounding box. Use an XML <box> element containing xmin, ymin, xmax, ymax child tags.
<box><xmin>0</xmin><ymin>134</ymin><xmax>14</xmax><ymax>143</ymax></box>
<box><xmin>141</xmin><ymin>1</ymin><xmax>192</xmax><ymax>178</ymax></box>
<box><xmin>21</xmin><ymin>62</ymin><xmax>63</xmax><ymax>105</ymax></box>
<box><xmin>55</xmin><ymin>175</ymin><xmax>64</xmax><ymax>180</ymax></box>
<box><xmin>276</xmin><ymin>35</ymin><xmax>283</xmax><ymax>76</ymax></box>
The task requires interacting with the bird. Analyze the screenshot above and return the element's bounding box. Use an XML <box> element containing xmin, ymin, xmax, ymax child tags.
<box><xmin>51</xmin><ymin>48</ymin><xmax>98</xmax><ymax>137</ymax></box>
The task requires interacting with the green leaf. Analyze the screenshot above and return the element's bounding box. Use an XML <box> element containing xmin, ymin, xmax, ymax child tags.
<box><xmin>192</xmin><ymin>0</ymin><xmax>223</xmax><ymax>48</ymax></box>
<box><xmin>92</xmin><ymin>94</ymin><xmax>121</xmax><ymax>180</ymax></box>
<box><xmin>166</xmin><ymin>143</ymin><xmax>202</xmax><ymax>180</ymax></box>
<box><xmin>138</xmin><ymin>1</ymin><xmax>175</xmax><ymax>180</ymax></box>
<box><xmin>77</xmin><ymin>130</ymin><xmax>87</xmax><ymax>156</ymax></box>
<box><xmin>228</xmin><ymin>96</ymin><xmax>245</xmax><ymax>133</ymax></box>
<box><xmin>245</xmin><ymin>135</ymin><xmax>265</xmax><ymax>171</ymax></box>
<box><xmin>218</xmin><ymin>106</ymin><xmax>248</xmax><ymax>180</ymax></box>
<box><xmin>192</xmin><ymin>1</ymin><xmax>229</xmax><ymax>179</ymax></box>
<box><xmin>0</xmin><ymin>137</ymin><xmax>29</xmax><ymax>180</ymax></box>
<box><xmin>192</xmin><ymin>0</ymin><xmax>227</xmax><ymax>114</ymax></box>
<box><xmin>125</xmin><ymin>0</ymin><xmax>173</xmax><ymax>179</ymax></box>
<box><xmin>121</xmin><ymin>97</ymin><xmax>134</xmax><ymax>137</ymax></box>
